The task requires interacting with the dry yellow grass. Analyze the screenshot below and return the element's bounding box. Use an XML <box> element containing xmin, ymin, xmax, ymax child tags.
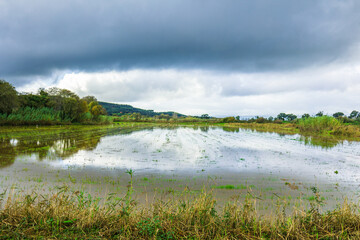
<box><xmin>1</xmin><ymin>188</ymin><xmax>360</xmax><ymax>239</ymax></box>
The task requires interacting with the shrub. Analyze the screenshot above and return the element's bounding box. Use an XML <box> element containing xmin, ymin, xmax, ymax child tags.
<box><xmin>255</xmin><ymin>117</ymin><xmax>267</xmax><ymax>123</ymax></box>
<box><xmin>222</xmin><ymin>117</ymin><xmax>236</xmax><ymax>123</ymax></box>
<box><xmin>274</xmin><ymin>119</ymin><xmax>283</xmax><ymax>124</ymax></box>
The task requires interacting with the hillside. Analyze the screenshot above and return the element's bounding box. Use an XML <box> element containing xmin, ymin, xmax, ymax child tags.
<box><xmin>99</xmin><ymin>101</ymin><xmax>186</xmax><ymax>117</ymax></box>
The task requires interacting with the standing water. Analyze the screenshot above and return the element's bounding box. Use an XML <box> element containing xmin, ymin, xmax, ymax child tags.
<box><xmin>1</xmin><ymin>125</ymin><xmax>359</xmax><ymax>205</ymax></box>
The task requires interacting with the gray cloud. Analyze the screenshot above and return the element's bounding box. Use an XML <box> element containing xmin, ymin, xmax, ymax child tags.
<box><xmin>1</xmin><ymin>0</ymin><xmax>360</xmax><ymax>86</ymax></box>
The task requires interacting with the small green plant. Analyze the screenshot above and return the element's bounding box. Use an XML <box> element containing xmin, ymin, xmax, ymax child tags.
<box><xmin>121</xmin><ymin>169</ymin><xmax>135</xmax><ymax>216</ymax></box>
<box><xmin>137</xmin><ymin>216</ymin><xmax>162</xmax><ymax>237</ymax></box>
<box><xmin>68</xmin><ymin>174</ymin><xmax>76</xmax><ymax>184</ymax></box>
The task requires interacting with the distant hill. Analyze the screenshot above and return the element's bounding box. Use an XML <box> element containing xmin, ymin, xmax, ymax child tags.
<box><xmin>99</xmin><ymin>101</ymin><xmax>186</xmax><ymax>117</ymax></box>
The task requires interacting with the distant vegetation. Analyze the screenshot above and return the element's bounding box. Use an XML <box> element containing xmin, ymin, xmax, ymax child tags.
<box><xmin>99</xmin><ymin>101</ymin><xmax>186</xmax><ymax>118</ymax></box>
<box><xmin>222</xmin><ymin>112</ymin><xmax>360</xmax><ymax>138</ymax></box>
<box><xmin>0</xmin><ymin>80</ymin><xmax>108</xmax><ymax>125</ymax></box>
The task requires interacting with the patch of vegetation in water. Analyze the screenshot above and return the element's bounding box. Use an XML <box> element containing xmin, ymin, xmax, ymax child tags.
<box><xmin>212</xmin><ymin>184</ymin><xmax>255</xmax><ymax>190</ymax></box>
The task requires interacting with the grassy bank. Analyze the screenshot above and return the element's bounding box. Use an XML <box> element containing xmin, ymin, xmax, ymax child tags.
<box><xmin>1</xmin><ymin>188</ymin><xmax>360</xmax><ymax>239</ymax></box>
<box><xmin>224</xmin><ymin>116</ymin><xmax>360</xmax><ymax>139</ymax></box>
<box><xmin>298</xmin><ymin>116</ymin><xmax>360</xmax><ymax>137</ymax></box>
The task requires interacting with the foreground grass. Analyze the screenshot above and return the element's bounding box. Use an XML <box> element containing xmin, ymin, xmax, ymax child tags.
<box><xmin>1</xmin><ymin>188</ymin><xmax>360</xmax><ymax>239</ymax></box>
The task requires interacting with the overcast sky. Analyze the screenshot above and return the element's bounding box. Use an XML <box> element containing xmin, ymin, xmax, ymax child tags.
<box><xmin>1</xmin><ymin>0</ymin><xmax>360</xmax><ymax>117</ymax></box>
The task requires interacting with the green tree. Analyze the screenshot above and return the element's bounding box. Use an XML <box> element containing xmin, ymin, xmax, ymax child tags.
<box><xmin>63</xmin><ymin>97</ymin><xmax>80</xmax><ymax>121</ymax></box>
<box><xmin>302</xmin><ymin>113</ymin><xmax>310</xmax><ymax>119</ymax></box>
<box><xmin>89</xmin><ymin>101</ymin><xmax>107</xmax><ymax>120</ymax></box>
<box><xmin>333</xmin><ymin>112</ymin><xmax>344</xmax><ymax>118</ymax></box>
<box><xmin>19</xmin><ymin>90</ymin><xmax>49</xmax><ymax>109</ymax></box>
<box><xmin>277</xmin><ymin>113</ymin><xmax>287</xmax><ymax>121</ymax></box>
<box><xmin>349</xmin><ymin>110</ymin><xmax>359</xmax><ymax>119</ymax></box>
<box><xmin>78</xmin><ymin>100</ymin><xmax>89</xmax><ymax>115</ymax></box>
<box><xmin>82</xmin><ymin>96</ymin><xmax>97</xmax><ymax>104</ymax></box>
<box><xmin>88</xmin><ymin>101</ymin><xmax>98</xmax><ymax>111</ymax></box>
<box><xmin>0</xmin><ymin>80</ymin><xmax>19</xmax><ymax>114</ymax></box>
<box><xmin>90</xmin><ymin>105</ymin><xmax>105</xmax><ymax>119</ymax></box>
<box><xmin>200</xmin><ymin>114</ymin><xmax>210</xmax><ymax>119</ymax></box>
<box><xmin>45</xmin><ymin>87</ymin><xmax>89</xmax><ymax>122</ymax></box>
<box><xmin>286</xmin><ymin>113</ymin><xmax>297</xmax><ymax>121</ymax></box>
<box><xmin>315</xmin><ymin>111</ymin><xmax>324</xmax><ymax>117</ymax></box>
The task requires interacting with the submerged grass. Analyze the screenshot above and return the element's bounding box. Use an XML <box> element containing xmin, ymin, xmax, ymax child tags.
<box><xmin>1</xmin><ymin>188</ymin><xmax>360</xmax><ymax>239</ymax></box>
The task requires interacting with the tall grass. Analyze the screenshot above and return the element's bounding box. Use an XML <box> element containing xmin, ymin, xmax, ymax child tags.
<box><xmin>0</xmin><ymin>107</ymin><xmax>113</xmax><ymax>126</ymax></box>
<box><xmin>1</xmin><ymin>188</ymin><xmax>360</xmax><ymax>239</ymax></box>
<box><xmin>0</xmin><ymin>107</ymin><xmax>67</xmax><ymax>125</ymax></box>
<box><xmin>226</xmin><ymin>116</ymin><xmax>360</xmax><ymax>138</ymax></box>
<box><xmin>297</xmin><ymin>116</ymin><xmax>360</xmax><ymax>137</ymax></box>
<box><xmin>297</xmin><ymin>116</ymin><xmax>342</xmax><ymax>133</ymax></box>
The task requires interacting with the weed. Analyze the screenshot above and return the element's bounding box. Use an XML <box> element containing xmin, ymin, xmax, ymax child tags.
<box><xmin>68</xmin><ymin>174</ymin><xmax>76</xmax><ymax>184</ymax></box>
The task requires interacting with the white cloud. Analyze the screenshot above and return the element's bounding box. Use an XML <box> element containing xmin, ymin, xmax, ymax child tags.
<box><xmin>18</xmin><ymin>62</ymin><xmax>360</xmax><ymax>117</ymax></box>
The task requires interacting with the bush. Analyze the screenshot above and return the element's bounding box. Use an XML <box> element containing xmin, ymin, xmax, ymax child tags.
<box><xmin>255</xmin><ymin>117</ymin><xmax>267</xmax><ymax>123</ymax></box>
<box><xmin>274</xmin><ymin>119</ymin><xmax>283</xmax><ymax>124</ymax></box>
<box><xmin>222</xmin><ymin>117</ymin><xmax>236</xmax><ymax>123</ymax></box>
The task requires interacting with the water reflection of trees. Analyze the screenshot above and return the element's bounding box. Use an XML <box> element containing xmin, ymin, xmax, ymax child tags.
<box><xmin>0</xmin><ymin>127</ymin><xmax>146</xmax><ymax>168</ymax></box>
<box><xmin>1</xmin><ymin>125</ymin><xmax>354</xmax><ymax>169</ymax></box>
<box><xmin>222</xmin><ymin>127</ymin><xmax>240</xmax><ymax>133</ymax></box>
<box><xmin>220</xmin><ymin>125</ymin><xmax>348</xmax><ymax>149</ymax></box>
<box><xmin>300</xmin><ymin>136</ymin><xmax>343</xmax><ymax>149</ymax></box>
<box><xmin>0</xmin><ymin>138</ymin><xmax>16</xmax><ymax>168</ymax></box>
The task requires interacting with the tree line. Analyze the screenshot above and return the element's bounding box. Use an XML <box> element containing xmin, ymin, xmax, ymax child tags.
<box><xmin>223</xmin><ymin>110</ymin><xmax>360</xmax><ymax>124</ymax></box>
<box><xmin>0</xmin><ymin>80</ymin><xmax>107</xmax><ymax>125</ymax></box>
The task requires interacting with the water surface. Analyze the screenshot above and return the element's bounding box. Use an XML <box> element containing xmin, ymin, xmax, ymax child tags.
<box><xmin>1</xmin><ymin>125</ymin><xmax>359</xmax><ymax>206</ymax></box>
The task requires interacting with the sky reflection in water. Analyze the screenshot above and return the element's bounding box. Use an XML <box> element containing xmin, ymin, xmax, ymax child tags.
<box><xmin>1</xmin><ymin>126</ymin><xmax>359</xmax><ymax>185</ymax></box>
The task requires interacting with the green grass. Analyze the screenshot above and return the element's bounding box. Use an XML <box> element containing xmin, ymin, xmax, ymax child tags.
<box><xmin>225</xmin><ymin>117</ymin><xmax>360</xmax><ymax>140</ymax></box>
<box><xmin>0</xmin><ymin>107</ymin><xmax>65</xmax><ymax>125</ymax></box>
<box><xmin>0</xmin><ymin>107</ymin><xmax>113</xmax><ymax>126</ymax></box>
<box><xmin>298</xmin><ymin>116</ymin><xmax>342</xmax><ymax>133</ymax></box>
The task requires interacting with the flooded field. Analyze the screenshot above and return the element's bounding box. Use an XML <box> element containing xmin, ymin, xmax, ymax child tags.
<box><xmin>1</xmin><ymin>124</ymin><xmax>360</xmax><ymax>209</ymax></box>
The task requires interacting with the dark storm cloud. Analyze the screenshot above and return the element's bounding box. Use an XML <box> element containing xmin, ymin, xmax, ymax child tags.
<box><xmin>1</xmin><ymin>0</ymin><xmax>360</xmax><ymax>85</ymax></box>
